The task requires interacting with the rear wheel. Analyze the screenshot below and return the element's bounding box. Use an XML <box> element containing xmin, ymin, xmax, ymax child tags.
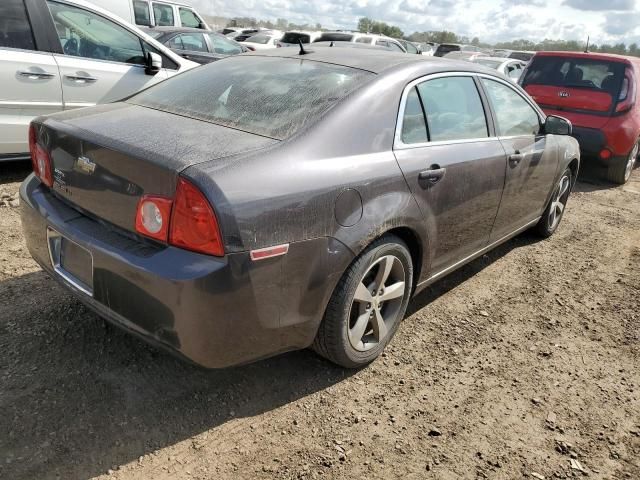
<box><xmin>312</xmin><ymin>235</ymin><xmax>413</xmax><ymax>368</ymax></box>
<box><xmin>535</xmin><ymin>167</ymin><xmax>572</xmax><ymax>238</ymax></box>
<box><xmin>607</xmin><ymin>140</ymin><xmax>638</xmax><ymax>185</ymax></box>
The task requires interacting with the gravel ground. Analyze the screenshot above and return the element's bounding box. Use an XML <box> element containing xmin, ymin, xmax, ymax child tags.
<box><xmin>1</xmin><ymin>162</ymin><xmax>639</xmax><ymax>480</ymax></box>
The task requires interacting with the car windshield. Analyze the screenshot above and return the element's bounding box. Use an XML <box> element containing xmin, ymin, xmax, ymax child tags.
<box><xmin>245</xmin><ymin>34</ymin><xmax>271</xmax><ymax>44</ymax></box>
<box><xmin>315</xmin><ymin>33</ymin><xmax>354</xmax><ymax>42</ymax></box>
<box><xmin>128</xmin><ymin>56</ymin><xmax>374</xmax><ymax>140</ymax></box>
<box><xmin>281</xmin><ymin>32</ymin><xmax>311</xmax><ymax>44</ymax></box>
<box><xmin>522</xmin><ymin>56</ymin><xmax>625</xmax><ymax>94</ymax></box>
<box><xmin>474</xmin><ymin>59</ymin><xmax>503</xmax><ymax>69</ymax></box>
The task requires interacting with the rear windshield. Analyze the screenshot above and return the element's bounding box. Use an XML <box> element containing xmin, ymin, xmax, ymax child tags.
<box><xmin>246</xmin><ymin>34</ymin><xmax>271</xmax><ymax>44</ymax></box>
<box><xmin>509</xmin><ymin>51</ymin><xmax>534</xmax><ymax>61</ymax></box>
<box><xmin>315</xmin><ymin>33</ymin><xmax>354</xmax><ymax>42</ymax></box>
<box><xmin>522</xmin><ymin>56</ymin><xmax>625</xmax><ymax>95</ymax></box>
<box><xmin>281</xmin><ymin>32</ymin><xmax>311</xmax><ymax>44</ymax></box>
<box><xmin>129</xmin><ymin>56</ymin><xmax>373</xmax><ymax>140</ymax></box>
<box><xmin>435</xmin><ymin>44</ymin><xmax>460</xmax><ymax>56</ymax></box>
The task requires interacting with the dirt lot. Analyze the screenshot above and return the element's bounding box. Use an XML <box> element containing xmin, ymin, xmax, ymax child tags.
<box><xmin>1</xmin><ymin>162</ymin><xmax>639</xmax><ymax>480</ymax></box>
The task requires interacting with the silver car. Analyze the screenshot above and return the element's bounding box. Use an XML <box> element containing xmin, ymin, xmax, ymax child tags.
<box><xmin>470</xmin><ymin>56</ymin><xmax>528</xmax><ymax>82</ymax></box>
<box><xmin>0</xmin><ymin>0</ymin><xmax>196</xmax><ymax>162</ymax></box>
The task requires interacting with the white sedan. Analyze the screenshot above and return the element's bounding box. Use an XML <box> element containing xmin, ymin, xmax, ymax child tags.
<box><xmin>470</xmin><ymin>57</ymin><xmax>528</xmax><ymax>83</ymax></box>
<box><xmin>240</xmin><ymin>33</ymin><xmax>281</xmax><ymax>51</ymax></box>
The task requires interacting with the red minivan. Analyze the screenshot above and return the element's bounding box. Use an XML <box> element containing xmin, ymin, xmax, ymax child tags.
<box><xmin>521</xmin><ymin>51</ymin><xmax>639</xmax><ymax>184</ymax></box>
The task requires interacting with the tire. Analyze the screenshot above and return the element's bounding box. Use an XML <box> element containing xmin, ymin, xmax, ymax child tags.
<box><xmin>312</xmin><ymin>234</ymin><xmax>413</xmax><ymax>368</ymax></box>
<box><xmin>534</xmin><ymin>167</ymin><xmax>573</xmax><ymax>238</ymax></box>
<box><xmin>607</xmin><ymin>140</ymin><xmax>638</xmax><ymax>185</ymax></box>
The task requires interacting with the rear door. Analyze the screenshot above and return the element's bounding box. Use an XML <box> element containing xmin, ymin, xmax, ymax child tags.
<box><xmin>393</xmin><ymin>74</ymin><xmax>507</xmax><ymax>275</ymax></box>
<box><xmin>45</xmin><ymin>0</ymin><xmax>169</xmax><ymax>110</ymax></box>
<box><xmin>0</xmin><ymin>0</ymin><xmax>62</xmax><ymax>157</ymax></box>
<box><xmin>480</xmin><ymin>76</ymin><xmax>559</xmax><ymax>240</ymax></box>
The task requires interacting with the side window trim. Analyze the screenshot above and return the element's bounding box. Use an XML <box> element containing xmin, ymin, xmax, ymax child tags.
<box><xmin>394</xmin><ymin>72</ymin><xmax>497</xmax><ymax>150</ymax></box>
<box><xmin>476</xmin><ymin>73</ymin><xmax>545</xmax><ymax>139</ymax></box>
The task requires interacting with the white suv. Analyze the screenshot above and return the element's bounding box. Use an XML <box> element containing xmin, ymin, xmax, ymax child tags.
<box><xmin>0</xmin><ymin>0</ymin><xmax>197</xmax><ymax>161</ymax></box>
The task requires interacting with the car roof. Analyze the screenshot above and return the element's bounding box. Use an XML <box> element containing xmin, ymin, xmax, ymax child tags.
<box><xmin>534</xmin><ymin>50</ymin><xmax>638</xmax><ymax>66</ymax></box>
<box><xmin>474</xmin><ymin>56</ymin><xmax>519</xmax><ymax>63</ymax></box>
<box><xmin>145</xmin><ymin>26</ymin><xmax>213</xmax><ymax>35</ymax></box>
<box><xmin>245</xmin><ymin>45</ymin><xmax>496</xmax><ymax>75</ymax></box>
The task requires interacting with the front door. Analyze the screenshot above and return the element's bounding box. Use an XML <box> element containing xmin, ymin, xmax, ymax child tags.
<box><xmin>46</xmin><ymin>0</ymin><xmax>168</xmax><ymax>110</ymax></box>
<box><xmin>393</xmin><ymin>75</ymin><xmax>507</xmax><ymax>275</ymax></box>
<box><xmin>479</xmin><ymin>77</ymin><xmax>559</xmax><ymax>240</ymax></box>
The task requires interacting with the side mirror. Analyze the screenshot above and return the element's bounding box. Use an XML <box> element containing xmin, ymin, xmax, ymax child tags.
<box><xmin>145</xmin><ymin>52</ymin><xmax>162</xmax><ymax>75</ymax></box>
<box><xmin>545</xmin><ymin>115</ymin><xmax>572</xmax><ymax>136</ymax></box>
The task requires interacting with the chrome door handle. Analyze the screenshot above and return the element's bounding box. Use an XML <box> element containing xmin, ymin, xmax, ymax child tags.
<box><xmin>65</xmin><ymin>75</ymin><xmax>98</xmax><ymax>83</ymax></box>
<box><xmin>18</xmin><ymin>70</ymin><xmax>55</xmax><ymax>79</ymax></box>
<box><xmin>419</xmin><ymin>165</ymin><xmax>447</xmax><ymax>186</ymax></box>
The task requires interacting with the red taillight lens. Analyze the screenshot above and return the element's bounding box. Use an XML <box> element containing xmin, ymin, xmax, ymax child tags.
<box><xmin>135</xmin><ymin>195</ymin><xmax>173</xmax><ymax>241</ymax></box>
<box><xmin>29</xmin><ymin>124</ymin><xmax>53</xmax><ymax>187</ymax></box>
<box><xmin>169</xmin><ymin>177</ymin><xmax>223</xmax><ymax>256</ymax></box>
<box><xmin>616</xmin><ymin>68</ymin><xmax>636</xmax><ymax>113</ymax></box>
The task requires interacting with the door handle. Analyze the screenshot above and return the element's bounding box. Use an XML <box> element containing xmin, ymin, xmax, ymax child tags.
<box><xmin>65</xmin><ymin>74</ymin><xmax>98</xmax><ymax>83</ymax></box>
<box><xmin>509</xmin><ymin>152</ymin><xmax>524</xmax><ymax>166</ymax></box>
<box><xmin>18</xmin><ymin>70</ymin><xmax>55</xmax><ymax>79</ymax></box>
<box><xmin>419</xmin><ymin>165</ymin><xmax>446</xmax><ymax>186</ymax></box>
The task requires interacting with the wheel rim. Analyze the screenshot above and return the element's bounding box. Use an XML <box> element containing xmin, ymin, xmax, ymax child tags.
<box><xmin>548</xmin><ymin>174</ymin><xmax>571</xmax><ymax>231</ymax></box>
<box><xmin>624</xmin><ymin>143</ymin><xmax>638</xmax><ymax>182</ymax></box>
<box><xmin>348</xmin><ymin>255</ymin><xmax>406</xmax><ymax>352</ymax></box>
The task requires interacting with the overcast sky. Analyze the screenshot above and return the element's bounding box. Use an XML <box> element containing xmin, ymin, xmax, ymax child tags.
<box><xmin>189</xmin><ymin>0</ymin><xmax>640</xmax><ymax>45</ymax></box>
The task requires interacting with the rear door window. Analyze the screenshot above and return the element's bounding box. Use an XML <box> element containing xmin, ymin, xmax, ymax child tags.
<box><xmin>416</xmin><ymin>76</ymin><xmax>488</xmax><ymax>141</ymax></box>
<box><xmin>522</xmin><ymin>56</ymin><xmax>625</xmax><ymax>95</ymax></box>
<box><xmin>152</xmin><ymin>2</ymin><xmax>174</xmax><ymax>26</ymax></box>
<box><xmin>208</xmin><ymin>34</ymin><xmax>243</xmax><ymax>54</ymax></box>
<box><xmin>481</xmin><ymin>78</ymin><xmax>540</xmax><ymax>136</ymax></box>
<box><xmin>171</xmin><ymin>33</ymin><xmax>207</xmax><ymax>52</ymax></box>
<box><xmin>356</xmin><ymin>37</ymin><xmax>372</xmax><ymax>44</ymax></box>
<box><xmin>179</xmin><ymin>8</ymin><xmax>202</xmax><ymax>28</ymax></box>
<box><xmin>0</xmin><ymin>0</ymin><xmax>36</xmax><ymax>50</ymax></box>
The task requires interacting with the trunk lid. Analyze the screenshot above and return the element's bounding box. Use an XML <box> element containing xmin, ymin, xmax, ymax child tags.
<box><xmin>41</xmin><ymin>103</ymin><xmax>277</xmax><ymax>234</ymax></box>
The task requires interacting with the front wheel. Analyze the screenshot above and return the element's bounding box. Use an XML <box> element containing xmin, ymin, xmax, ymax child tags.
<box><xmin>607</xmin><ymin>140</ymin><xmax>638</xmax><ymax>185</ymax></box>
<box><xmin>312</xmin><ymin>235</ymin><xmax>413</xmax><ymax>368</ymax></box>
<box><xmin>535</xmin><ymin>167</ymin><xmax>572</xmax><ymax>238</ymax></box>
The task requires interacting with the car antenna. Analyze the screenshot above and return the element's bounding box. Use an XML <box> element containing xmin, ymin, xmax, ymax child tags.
<box><xmin>330</xmin><ymin>41</ymin><xmax>334</xmax><ymax>47</ymax></box>
<box><xmin>584</xmin><ymin>35</ymin><xmax>590</xmax><ymax>53</ymax></box>
<box><xmin>298</xmin><ymin>39</ymin><xmax>312</xmax><ymax>55</ymax></box>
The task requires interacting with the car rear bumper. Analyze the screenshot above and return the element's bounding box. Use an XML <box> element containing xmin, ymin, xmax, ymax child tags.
<box><xmin>571</xmin><ymin>126</ymin><xmax>607</xmax><ymax>160</ymax></box>
<box><xmin>20</xmin><ymin>175</ymin><xmax>352</xmax><ymax>368</ymax></box>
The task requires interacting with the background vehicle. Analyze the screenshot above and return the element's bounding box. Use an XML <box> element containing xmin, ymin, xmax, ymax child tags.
<box><xmin>494</xmin><ymin>49</ymin><xmax>536</xmax><ymax>62</ymax></box>
<box><xmin>313</xmin><ymin>32</ymin><xmax>406</xmax><ymax>52</ymax></box>
<box><xmin>0</xmin><ymin>0</ymin><xmax>196</xmax><ymax>162</ymax></box>
<box><xmin>22</xmin><ymin>48</ymin><xmax>579</xmax><ymax>370</ymax></box>
<box><xmin>231</xmin><ymin>29</ymin><xmax>272</xmax><ymax>42</ymax></box>
<box><xmin>434</xmin><ymin>43</ymin><xmax>481</xmax><ymax>57</ymax></box>
<box><xmin>89</xmin><ymin>0</ymin><xmax>209</xmax><ymax>30</ymax></box>
<box><xmin>396</xmin><ymin>39</ymin><xmax>421</xmax><ymax>54</ymax></box>
<box><xmin>521</xmin><ymin>51</ymin><xmax>640</xmax><ymax>184</ymax></box>
<box><xmin>470</xmin><ymin>56</ymin><xmax>527</xmax><ymax>82</ymax></box>
<box><xmin>419</xmin><ymin>42</ymin><xmax>437</xmax><ymax>56</ymax></box>
<box><xmin>278</xmin><ymin>30</ymin><xmax>322</xmax><ymax>47</ymax></box>
<box><xmin>240</xmin><ymin>32</ymin><xmax>282</xmax><ymax>51</ymax></box>
<box><xmin>443</xmin><ymin>51</ymin><xmax>486</xmax><ymax>62</ymax></box>
<box><xmin>148</xmin><ymin>27</ymin><xmax>246</xmax><ymax>63</ymax></box>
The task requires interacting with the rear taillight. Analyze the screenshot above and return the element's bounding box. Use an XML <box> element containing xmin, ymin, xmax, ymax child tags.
<box><xmin>170</xmin><ymin>177</ymin><xmax>223</xmax><ymax>256</ymax></box>
<box><xmin>616</xmin><ymin>68</ymin><xmax>636</xmax><ymax>113</ymax></box>
<box><xmin>28</xmin><ymin>124</ymin><xmax>53</xmax><ymax>187</ymax></box>
<box><xmin>135</xmin><ymin>178</ymin><xmax>224</xmax><ymax>256</ymax></box>
<box><xmin>135</xmin><ymin>195</ymin><xmax>172</xmax><ymax>241</ymax></box>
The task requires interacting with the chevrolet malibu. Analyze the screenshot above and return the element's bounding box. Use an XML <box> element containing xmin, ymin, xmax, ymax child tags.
<box><xmin>21</xmin><ymin>48</ymin><xmax>580</xmax><ymax>368</ymax></box>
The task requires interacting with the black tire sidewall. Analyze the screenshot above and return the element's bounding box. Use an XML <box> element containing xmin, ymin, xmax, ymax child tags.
<box><xmin>538</xmin><ymin>167</ymin><xmax>572</xmax><ymax>237</ymax></box>
<box><xmin>334</xmin><ymin>237</ymin><xmax>413</xmax><ymax>367</ymax></box>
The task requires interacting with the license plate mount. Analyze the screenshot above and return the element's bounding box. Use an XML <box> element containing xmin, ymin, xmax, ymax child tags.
<box><xmin>47</xmin><ymin>227</ymin><xmax>93</xmax><ymax>296</ymax></box>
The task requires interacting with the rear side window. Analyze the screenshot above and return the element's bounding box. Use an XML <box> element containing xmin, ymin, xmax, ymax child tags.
<box><xmin>417</xmin><ymin>76</ymin><xmax>488</xmax><ymax>141</ymax></box>
<box><xmin>152</xmin><ymin>2</ymin><xmax>174</xmax><ymax>26</ymax></box>
<box><xmin>133</xmin><ymin>0</ymin><xmax>150</xmax><ymax>26</ymax></box>
<box><xmin>208</xmin><ymin>34</ymin><xmax>243</xmax><ymax>54</ymax></box>
<box><xmin>170</xmin><ymin>33</ymin><xmax>207</xmax><ymax>52</ymax></box>
<box><xmin>522</xmin><ymin>56</ymin><xmax>625</xmax><ymax>95</ymax></box>
<box><xmin>0</xmin><ymin>0</ymin><xmax>36</xmax><ymax>50</ymax></box>
<box><xmin>129</xmin><ymin>56</ymin><xmax>373</xmax><ymax>140</ymax></box>
<box><xmin>401</xmin><ymin>87</ymin><xmax>428</xmax><ymax>144</ymax></box>
<box><xmin>481</xmin><ymin>79</ymin><xmax>540</xmax><ymax>136</ymax></box>
<box><xmin>356</xmin><ymin>37</ymin><xmax>372</xmax><ymax>44</ymax></box>
<box><xmin>404</xmin><ymin>42</ymin><xmax>418</xmax><ymax>54</ymax></box>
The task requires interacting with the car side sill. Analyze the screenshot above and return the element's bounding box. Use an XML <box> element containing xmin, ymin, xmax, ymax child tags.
<box><xmin>416</xmin><ymin>217</ymin><xmax>541</xmax><ymax>290</ymax></box>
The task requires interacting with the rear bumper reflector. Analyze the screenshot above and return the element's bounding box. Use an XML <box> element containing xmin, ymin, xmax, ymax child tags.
<box><xmin>250</xmin><ymin>244</ymin><xmax>289</xmax><ymax>261</ymax></box>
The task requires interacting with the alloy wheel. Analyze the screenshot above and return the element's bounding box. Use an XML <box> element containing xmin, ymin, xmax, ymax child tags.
<box><xmin>624</xmin><ymin>142</ymin><xmax>638</xmax><ymax>183</ymax></box>
<box><xmin>548</xmin><ymin>174</ymin><xmax>571</xmax><ymax>231</ymax></box>
<box><xmin>348</xmin><ymin>255</ymin><xmax>406</xmax><ymax>352</ymax></box>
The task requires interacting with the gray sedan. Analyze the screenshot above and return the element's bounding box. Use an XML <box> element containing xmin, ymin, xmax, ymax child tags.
<box><xmin>21</xmin><ymin>48</ymin><xmax>580</xmax><ymax>369</ymax></box>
